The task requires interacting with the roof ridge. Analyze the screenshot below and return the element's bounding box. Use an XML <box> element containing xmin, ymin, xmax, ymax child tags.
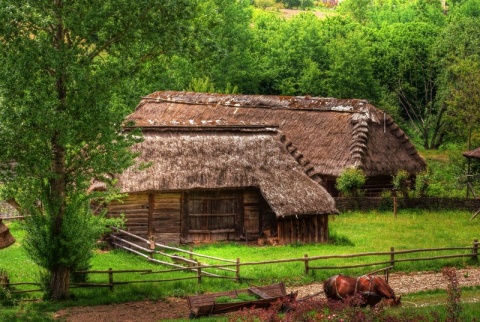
<box><xmin>143</xmin><ymin>91</ymin><xmax>370</xmax><ymax>113</ymax></box>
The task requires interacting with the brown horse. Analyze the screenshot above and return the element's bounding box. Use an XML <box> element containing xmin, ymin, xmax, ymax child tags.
<box><xmin>323</xmin><ymin>274</ymin><xmax>401</xmax><ymax>308</ymax></box>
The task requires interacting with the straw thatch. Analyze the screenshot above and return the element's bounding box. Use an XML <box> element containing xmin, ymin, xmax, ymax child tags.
<box><xmin>0</xmin><ymin>219</ymin><xmax>15</xmax><ymax>249</ymax></box>
<box><xmin>110</xmin><ymin>127</ymin><xmax>337</xmax><ymax>218</ymax></box>
<box><xmin>127</xmin><ymin>91</ymin><xmax>426</xmax><ymax>180</ymax></box>
<box><xmin>463</xmin><ymin>147</ymin><xmax>480</xmax><ymax>159</ymax></box>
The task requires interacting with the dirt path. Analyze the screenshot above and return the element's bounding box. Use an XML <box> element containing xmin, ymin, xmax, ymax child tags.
<box><xmin>54</xmin><ymin>267</ymin><xmax>480</xmax><ymax>322</ymax></box>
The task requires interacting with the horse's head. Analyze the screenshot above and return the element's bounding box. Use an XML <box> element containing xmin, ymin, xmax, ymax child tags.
<box><xmin>385</xmin><ymin>295</ymin><xmax>402</xmax><ymax>306</ymax></box>
<box><xmin>371</xmin><ymin>276</ymin><xmax>401</xmax><ymax>306</ymax></box>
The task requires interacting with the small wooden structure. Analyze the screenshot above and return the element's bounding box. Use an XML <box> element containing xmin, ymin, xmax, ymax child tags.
<box><xmin>187</xmin><ymin>282</ymin><xmax>291</xmax><ymax>318</ymax></box>
<box><xmin>0</xmin><ymin>219</ymin><xmax>15</xmax><ymax>249</ymax></box>
<box><xmin>127</xmin><ymin>91</ymin><xmax>426</xmax><ymax>197</ymax></box>
<box><xmin>463</xmin><ymin>147</ymin><xmax>480</xmax><ymax>199</ymax></box>
<box><xmin>93</xmin><ymin>126</ymin><xmax>338</xmax><ymax>244</ymax></box>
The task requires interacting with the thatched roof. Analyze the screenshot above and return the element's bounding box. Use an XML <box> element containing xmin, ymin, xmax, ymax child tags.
<box><xmin>107</xmin><ymin>127</ymin><xmax>337</xmax><ymax>218</ymax></box>
<box><xmin>127</xmin><ymin>91</ymin><xmax>426</xmax><ymax>179</ymax></box>
<box><xmin>463</xmin><ymin>147</ymin><xmax>480</xmax><ymax>159</ymax></box>
<box><xmin>0</xmin><ymin>219</ymin><xmax>15</xmax><ymax>249</ymax></box>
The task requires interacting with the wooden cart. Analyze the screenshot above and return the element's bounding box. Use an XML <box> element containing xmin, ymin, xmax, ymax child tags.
<box><xmin>187</xmin><ymin>282</ymin><xmax>293</xmax><ymax>318</ymax></box>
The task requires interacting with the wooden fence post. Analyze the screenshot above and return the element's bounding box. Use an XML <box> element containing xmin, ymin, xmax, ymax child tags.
<box><xmin>149</xmin><ymin>235</ymin><xmax>155</xmax><ymax>259</ymax></box>
<box><xmin>197</xmin><ymin>262</ymin><xmax>202</xmax><ymax>284</ymax></box>
<box><xmin>304</xmin><ymin>254</ymin><xmax>309</xmax><ymax>275</ymax></box>
<box><xmin>236</xmin><ymin>258</ymin><xmax>240</xmax><ymax>282</ymax></box>
<box><xmin>390</xmin><ymin>247</ymin><xmax>395</xmax><ymax>267</ymax></box>
<box><xmin>109</xmin><ymin>268</ymin><xmax>113</xmax><ymax>292</ymax></box>
<box><xmin>473</xmin><ymin>239</ymin><xmax>479</xmax><ymax>261</ymax></box>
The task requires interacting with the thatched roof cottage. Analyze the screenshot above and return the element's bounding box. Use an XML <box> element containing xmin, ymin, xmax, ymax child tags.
<box><xmin>99</xmin><ymin>126</ymin><xmax>338</xmax><ymax>244</ymax></box>
<box><xmin>127</xmin><ymin>91</ymin><xmax>426</xmax><ymax>197</ymax></box>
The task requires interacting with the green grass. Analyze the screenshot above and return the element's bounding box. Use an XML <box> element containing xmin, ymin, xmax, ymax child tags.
<box><xmin>1</xmin><ymin>209</ymin><xmax>480</xmax><ymax>321</ymax></box>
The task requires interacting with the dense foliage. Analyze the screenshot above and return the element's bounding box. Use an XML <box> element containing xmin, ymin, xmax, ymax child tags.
<box><xmin>0</xmin><ymin>0</ymin><xmax>196</xmax><ymax>300</ymax></box>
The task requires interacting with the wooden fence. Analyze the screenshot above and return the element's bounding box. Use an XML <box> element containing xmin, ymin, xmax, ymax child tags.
<box><xmin>4</xmin><ymin>239</ymin><xmax>478</xmax><ymax>297</ymax></box>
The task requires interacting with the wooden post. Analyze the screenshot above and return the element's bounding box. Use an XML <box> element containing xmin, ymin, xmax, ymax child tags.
<box><xmin>473</xmin><ymin>239</ymin><xmax>479</xmax><ymax>261</ymax></box>
<box><xmin>236</xmin><ymin>258</ymin><xmax>240</xmax><ymax>282</ymax></box>
<box><xmin>109</xmin><ymin>268</ymin><xmax>114</xmax><ymax>292</ymax></box>
<box><xmin>304</xmin><ymin>254</ymin><xmax>309</xmax><ymax>275</ymax></box>
<box><xmin>390</xmin><ymin>247</ymin><xmax>395</xmax><ymax>267</ymax></box>
<box><xmin>393</xmin><ymin>197</ymin><xmax>397</xmax><ymax>218</ymax></box>
<box><xmin>197</xmin><ymin>261</ymin><xmax>202</xmax><ymax>284</ymax></box>
<box><xmin>149</xmin><ymin>235</ymin><xmax>155</xmax><ymax>259</ymax></box>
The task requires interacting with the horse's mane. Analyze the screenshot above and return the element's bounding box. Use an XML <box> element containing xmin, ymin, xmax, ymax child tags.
<box><xmin>323</xmin><ymin>274</ymin><xmax>340</xmax><ymax>299</ymax></box>
<box><xmin>372</xmin><ymin>276</ymin><xmax>396</xmax><ymax>299</ymax></box>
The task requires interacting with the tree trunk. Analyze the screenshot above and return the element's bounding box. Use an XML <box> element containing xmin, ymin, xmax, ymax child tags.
<box><xmin>50</xmin><ymin>265</ymin><xmax>71</xmax><ymax>301</ymax></box>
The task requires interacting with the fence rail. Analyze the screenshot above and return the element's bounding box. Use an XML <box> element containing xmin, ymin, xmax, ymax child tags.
<box><xmin>3</xmin><ymin>239</ymin><xmax>478</xmax><ymax>297</ymax></box>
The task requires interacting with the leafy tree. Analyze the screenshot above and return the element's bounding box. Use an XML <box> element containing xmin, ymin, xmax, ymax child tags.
<box><xmin>434</xmin><ymin>6</ymin><xmax>480</xmax><ymax>147</ymax></box>
<box><xmin>370</xmin><ymin>21</ymin><xmax>445</xmax><ymax>149</ymax></box>
<box><xmin>322</xmin><ymin>28</ymin><xmax>381</xmax><ymax>101</ymax></box>
<box><xmin>0</xmin><ymin>0</ymin><xmax>195</xmax><ymax>300</ymax></box>
<box><xmin>135</xmin><ymin>0</ymin><xmax>255</xmax><ymax>95</ymax></box>
<box><xmin>444</xmin><ymin>58</ymin><xmax>480</xmax><ymax>148</ymax></box>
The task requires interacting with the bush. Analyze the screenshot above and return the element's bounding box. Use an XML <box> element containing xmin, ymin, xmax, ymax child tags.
<box><xmin>415</xmin><ymin>170</ymin><xmax>431</xmax><ymax>197</ymax></box>
<box><xmin>335</xmin><ymin>168</ymin><xmax>366</xmax><ymax>197</ymax></box>
<box><xmin>0</xmin><ymin>269</ymin><xmax>14</xmax><ymax>306</ymax></box>
<box><xmin>393</xmin><ymin>170</ymin><xmax>411</xmax><ymax>198</ymax></box>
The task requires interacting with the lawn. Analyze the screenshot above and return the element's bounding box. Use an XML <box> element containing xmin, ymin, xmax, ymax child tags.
<box><xmin>1</xmin><ymin>209</ymin><xmax>480</xmax><ymax>320</ymax></box>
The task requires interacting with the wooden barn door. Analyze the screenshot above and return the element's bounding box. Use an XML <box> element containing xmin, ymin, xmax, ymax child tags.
<box><xmin>184</xmin><ymin>190</ymin><xmax>243</xmax><ymax>242</ymax></box>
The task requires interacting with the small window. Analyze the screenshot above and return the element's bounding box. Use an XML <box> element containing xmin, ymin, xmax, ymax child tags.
<box><xmin>187</xmin><ymin>190</ymin><xmax>238</xmax><ymax>232</ymax></box>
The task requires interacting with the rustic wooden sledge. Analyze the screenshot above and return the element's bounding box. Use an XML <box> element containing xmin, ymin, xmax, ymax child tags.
<box><xmin>187</xmin><ymin>282</ymin><xmax>292</xmax><ymax>318</ymax></box>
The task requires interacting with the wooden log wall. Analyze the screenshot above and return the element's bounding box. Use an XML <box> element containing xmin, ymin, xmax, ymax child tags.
<box><xmin>151</xmin><ymin>192</ymin><xmax>181</xmax><ymax>244</ymax></box>
<box><xmin>107</xmin><ymin>193</ymin><xmax>149</xmax><ymax>237</ymax></box>
<box><xmin>107</xmin><ymin>192</ymin><xmax>182</xmax><ymax>244</ymax></box>
<box><xmin>277</xmin><ymin>214</ymin><xmax>329</xmax><ymax>244</ymax></box>
<box><xmin>243</xmin><ymin>190</ymin><xmax>261</xmax><ymax>237</ymax></box>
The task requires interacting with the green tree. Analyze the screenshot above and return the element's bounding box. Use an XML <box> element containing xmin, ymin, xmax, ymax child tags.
<box><xmin>0</xmin><ymin>0</ymin><xmax>195</xmax><ymax>300</ymax></box>
<box><xmin>135</xmin><ymin>0</ymin><xmax>255</xmax><ymax>95</ymax></box>
<box><xmin>434</xmin><ymin>4</ymin><xmax>480</xmax><ymax>147</ymax></box>
<box><xmin>323</xmin><ymin>27</ymin><xmax>381</xmax><ymax>101</ymax></box>
<box><xmin>370</xmin><ymin>21</ymin><xmax>445</xmax><ymax>149</ymax></box>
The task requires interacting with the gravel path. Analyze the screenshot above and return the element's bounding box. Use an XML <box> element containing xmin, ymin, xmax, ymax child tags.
<box><xmin>55</xmin><ymin>267</ymin><xmax>480</xmax><ymax>322</ymax></box>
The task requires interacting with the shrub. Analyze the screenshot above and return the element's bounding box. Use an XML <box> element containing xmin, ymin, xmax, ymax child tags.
<box><xmin>393</xmin><ymin>170</ymin><xmax>411</xmax><ymax>198</ymax></box>
<box><xmin>442</xmin><ymin>267</ymin><xmax>462</xmax><ymax>322</ymax></box>
<box><xmin>0</xmin><ymin>269</ymin><xmax>14</xmax><ymax>306</ymax></box>
<box><xmin>335</xmin><ymin>168</ymin><xmax>366</xmax><ymax>197</ymax></box>
<box><xmin>414</xmin><ymin>170</ymin><xmax>431</xmax><ymax>197</ymax></box>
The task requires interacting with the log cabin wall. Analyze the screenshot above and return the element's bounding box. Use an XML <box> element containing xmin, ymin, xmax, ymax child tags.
<box><xmin>151</xmin><ymin>192</ymin><xmax>182</xmax><ymax>244</ymax></box>
<box><xmin>243</xmin><ymin>189</ymin><xmax>263</xmax><ymax>239</ymax></box>
<box><xmin>277</xmin><ymin>214</ymin><xmax>329</xmax><ymax>244</ymax></box>
<box><xmin>184</xmin><ymin>190</ymin><xmax>244</xmax><ymax>243</ymax></box>
<box><xmin>107</xmin><ymin>193</ymin><xmax>149</xmax><ymax>237</ymax></box>
<box><xmin>107</xmin><ymin>188</ymin><xmax>318</xmax><ymax>245</ymax></box>
<box><xmin>107</xmin><ymin>192</ymin><xmax>182</xmax><ymax>244</ymax></box>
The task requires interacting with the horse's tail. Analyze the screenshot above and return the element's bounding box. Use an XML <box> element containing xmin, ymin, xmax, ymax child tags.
<box><xmin>323</xmin><ymin>275</ymin><xmax>337</xmax><ymax>299</ymax></box>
